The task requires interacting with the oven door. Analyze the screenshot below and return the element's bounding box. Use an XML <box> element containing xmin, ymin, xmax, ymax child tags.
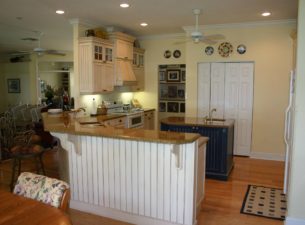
<box><xmin>128</xmin><ymin>113</ymin><xmax>144</xmax><ymax>128</ymax></box>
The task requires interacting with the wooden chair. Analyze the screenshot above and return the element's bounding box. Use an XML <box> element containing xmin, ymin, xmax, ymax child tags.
<box><xmin>0</xmin><ymin>112</ymin><xmax>49</xmax><ymax>190</ymax></box>
<box><xmin>13</xmin><ymin>172</ymin><xmax>70</xmax><ymax>211</ymax></box>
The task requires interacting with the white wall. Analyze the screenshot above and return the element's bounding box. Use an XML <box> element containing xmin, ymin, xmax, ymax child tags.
<box><xmin>286</xmin><ymin>0</ymin><xmax>305</xmax><ymax>223</ymax></box>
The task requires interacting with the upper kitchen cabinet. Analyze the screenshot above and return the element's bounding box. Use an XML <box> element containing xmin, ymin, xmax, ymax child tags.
<box><xmin>132</xmin><ymin>47</ymin><xmax>145</xmax><ymax>91</ymax></box>
<box><xmin>79</xmin><ymin>37</ymin><xmax>114</xmax><ymax>94</ymax></box>
<box><xmin>109</xmin><ymin>32</ymin><xmax>137</xmax><ymax>86</ymax></box>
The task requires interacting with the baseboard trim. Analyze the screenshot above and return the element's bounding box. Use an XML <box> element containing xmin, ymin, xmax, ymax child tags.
<box><xmin>70</xmin><ymin>200</ymin><xmax>196</xmax><ymax>225</ymax></box>
<box><xmin>250</xmin><ymin>152</ymin><xmax>285</xmax><ymax>161</ymax></box>
<box><xmin>285</xmin><ymin>217</ymin><xmax>305</xmax><ymax>225</ymax></box>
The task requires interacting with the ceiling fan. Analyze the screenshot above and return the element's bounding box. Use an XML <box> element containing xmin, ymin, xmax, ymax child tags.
<box><xmin>11</xmin><ymin>32</ymin><xmax>66</xmax><ymax>56</ymax></box>
<box><xmin>178</xmin><ymin>9</ymin><xmax>225</xmax><ymax>44</ymax></box>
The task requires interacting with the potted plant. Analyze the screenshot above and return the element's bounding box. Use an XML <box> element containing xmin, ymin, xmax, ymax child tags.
<box><xmin>44</xmin><ymin>85</ymin><xmax>55</xmax><ymax>105</ymax></box>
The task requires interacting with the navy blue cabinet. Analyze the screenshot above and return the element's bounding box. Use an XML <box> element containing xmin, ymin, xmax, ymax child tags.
<box><xmin>161</xmin><ymin>123</ymin><xmax>234</xmax><ymax>180</ymax></box>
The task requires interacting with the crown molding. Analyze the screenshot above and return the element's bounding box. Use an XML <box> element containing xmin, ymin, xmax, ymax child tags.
<box><xmin>69</xmin><ymin>18</ymin><xmax>99</xmax><ymax>28</ymax></box>
<box><xmin>183</xmin><ymin>19</ymin><xmax>297</xmax><ymax>33</ymax></box>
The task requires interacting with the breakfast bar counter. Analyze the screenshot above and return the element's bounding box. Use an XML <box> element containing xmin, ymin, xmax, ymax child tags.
<box><xmin>42</xmin><ymin>112</ymin><xmax>208</xmax><ymax>225</ymax></box>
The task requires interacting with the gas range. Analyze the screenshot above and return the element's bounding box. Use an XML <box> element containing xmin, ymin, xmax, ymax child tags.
<box><xmin>103</xmin><ymin>101</ymin><xmax>144</xmax><ymax>128</ymax></box>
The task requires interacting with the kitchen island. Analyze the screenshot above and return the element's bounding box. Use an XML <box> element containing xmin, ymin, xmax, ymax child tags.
<box><xmin>42</xmin><ymin>113</ymin><xmax>208</xmax><ymax>225</ymax></box>
<box><xmin>160</xmin><ymin>117</ymin><xmax>234</xmax><ymax>180</ymax></box>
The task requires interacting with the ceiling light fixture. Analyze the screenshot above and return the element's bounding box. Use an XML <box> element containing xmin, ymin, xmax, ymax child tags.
<box><xmin>56</xmin><ymin>10</ymin><xmax>65</xmax><ymax>14</ymax></box>
<box><xmin>261</xmin><ymin>11</ymin><xmax>271</xmax><ymax>17</ymax></box>
<box><xmin>120</xmin><ymin>3</ymin><xmax>130</xmax><ymax>8</ymax></box>
<box><xmin>140</xmin><ymin>23</ymin><xmax>148</xmax><ymax>27</ymax></box>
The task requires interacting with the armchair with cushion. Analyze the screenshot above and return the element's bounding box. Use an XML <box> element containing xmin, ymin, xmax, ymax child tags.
<box><xmin>13</xmin><ymin>172</ymin><xmax>70</xmax><ymax>211</ymax></box>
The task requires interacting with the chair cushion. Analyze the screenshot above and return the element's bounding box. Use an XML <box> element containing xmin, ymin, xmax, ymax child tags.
<box><xmin>13</xmin><ymin>172</ymin><xmax>69</xmax><ymax>208</ymax></box>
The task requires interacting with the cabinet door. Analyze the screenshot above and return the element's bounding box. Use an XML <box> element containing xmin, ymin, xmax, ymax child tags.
<box><xmin>102</xmin><ymin>63</ymin><xmax>115</xmax><ymax>92</ymax></box>
<box><xmin>79</xmin><ymin>43</ymin><xmax>93</xmax><ymax>92</ymax></box>
<box><xmin>93</xmin><ymin>45</ymin><xmax>103</xmax><ymax>62</ymax></box>
<box><xmin>210</xmin><ymin>63</ymin><xmax>225</xmax><ymax>118</ymax></box>
<box><xmin>198</xmin><ymin>127</ymin><xmax>227</xmax><ymax>173</ymax></box>
<box><xmin>93</xmin><ymin>63</ymin><xmax>104</xmax><ymax>92</ymax></box>
<box><xmin>132</xmin><ymin>67</ymin><xmax>144</xmax><ymax>91</ymax></box>
<box><xmin>116</xmin><ymin>39</ymin><xmax>133</xmax><ymax>59</ymax></box>
<box><xmin>144</xmin><ymin>111</ymin><xmax>155</xmax><ymax>130</ymax></box>
<box><xmin>197</xmin><ymin>63</ymin><xmax>211</xmax><ymax>117</ymax></box>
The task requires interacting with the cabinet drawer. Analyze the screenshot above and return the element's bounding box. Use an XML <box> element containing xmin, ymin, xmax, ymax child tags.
<box><xmin>104</xmin><ymin>117</ymin><xmax>126</xmax><ymax>127</ymax></box>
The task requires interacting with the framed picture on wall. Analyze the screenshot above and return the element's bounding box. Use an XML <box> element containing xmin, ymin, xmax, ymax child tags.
<box><xmin>160</xmin><ymin>87</ymin><xmax>168</xmax><ymax>98</ymax></box>
<box><xmin>167</xmin><ymin>102</ymin><xmax>179</xmax><ymax>113</ymax></box>
<box><xmin>177</xmin><ymin>89</ymin><xmax>185</xmax><ymax>98</ymax></box>
<box><xmin>167</xmin><ymin>70</ymin><xmax>180</xmax><ymax>82</ymax></box>
<box><xmin>7</xmin><ymin>79</ymin><xmax>20</xmax><ymax>93</ymax></box>
<box><xmin>159</xmin><ymin>102</ymin><xmax>166</xmax><ymax>112</ymax></box>
<box><xmin>159</xmin><ymin>71</ymin><xmax>166</xmax><ymax>81</ymax></box>
<box><xmin>181</xmin><ymin>70</ymin><xmax>186</xmax><ymax>81</ymax></box>
<box><xmin>168</xmin><ymin>86</ymin><xmax>177</xmax><ymax>98</ymax></box>
<box><xmin>180</xmin><ymin>103</ymin><xmax>185</xmax><ymax>113</ymax></box>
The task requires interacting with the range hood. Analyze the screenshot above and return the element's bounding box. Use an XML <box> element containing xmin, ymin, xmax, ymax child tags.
<box><xmin>115</xmin><ymin>58</ymin><xmax>137</xmax><ymax>86</ymax></box>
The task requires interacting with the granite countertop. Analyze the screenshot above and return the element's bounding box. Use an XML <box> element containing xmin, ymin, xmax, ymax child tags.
<box><xmin>42</xmin><ymin>113</ymin><xmax>206</xmax><ymax>145</ymax></box>
<box><xmin>143</xmin><ymin>108</ymin><xmax>155</xmax><ymax>112</ymax></box>
<box><xmin>160</xmin><ymin>116</ymin><xmax>235</xmax><ymax>128</ymax></box>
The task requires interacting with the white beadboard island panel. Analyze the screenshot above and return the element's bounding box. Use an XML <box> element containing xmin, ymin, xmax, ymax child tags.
<box><xmin>54</xmin><ymin>133</ymin><xmax>206</xmax><ymax>225</ymax></box>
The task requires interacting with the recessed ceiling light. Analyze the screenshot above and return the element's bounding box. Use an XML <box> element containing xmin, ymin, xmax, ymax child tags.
<box><xmin>56</xmin><ymin>10</ymin><xmax>65</xmax><ymax>14</ymax></box>
<box><xmin>140</xmin><ymin>23</ymin><xmax>148</xmax><ymax>27</ymax></box>
<box><xmin>120</xmin><ymin>3</ymin><xmax>130</xmax><ymax>8</ymax></box>
<box><xmin>261</xmin><ymin>11</ymin><xmax>271</xmax><ymax>17</ymax></box>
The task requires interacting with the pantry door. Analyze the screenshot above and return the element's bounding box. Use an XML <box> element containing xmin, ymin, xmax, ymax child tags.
<box><xmin>210</xmin><ymin>63</ymin><xmax>225</xmax><ymax>119</ymax></box>
<box><xmin>197</xmin><ymin>63</ymin><xmax>211</xmax><ymax>117</ymax></box>
<box><xmin>224</xmin><ymin>62</ymin><xmax>254</xmax><ymax>156</ymax></box>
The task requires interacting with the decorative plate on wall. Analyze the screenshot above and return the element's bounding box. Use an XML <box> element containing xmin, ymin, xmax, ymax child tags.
<box><xmin>218</xmin><ymin>42</ymin><xmax>233</xmax><ymax>57</ymax></box>
<box><xmin>164</xmin><ymin>50</ymin><xmax>171</xmax><ymax>58</ymax></box>
<box><xmin>173</xmin><ymin>50</ymin><xmax>181</xmax><ymax>58</ymax></box>
<box><xmin>237</xmin><ymin>44</ymin><xmax>247</xmax><ymax>54</ymax></box>
<box><xmin>205</xmin><ymin>46</ymin><xmax>214</xmax><ymax>55</ymax></box>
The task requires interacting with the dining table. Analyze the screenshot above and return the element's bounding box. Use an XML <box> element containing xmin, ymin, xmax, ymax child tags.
<box><xmin>0</xmin><ymin>190</ymin><xmax>72</xmax><ymax>225</ymax></box>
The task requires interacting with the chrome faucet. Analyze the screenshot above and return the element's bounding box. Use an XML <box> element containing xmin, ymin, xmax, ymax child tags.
<box><xmin>209</xmin><ymin>108</ymin><xmax>217</xmax><ymax>121</ymax></box>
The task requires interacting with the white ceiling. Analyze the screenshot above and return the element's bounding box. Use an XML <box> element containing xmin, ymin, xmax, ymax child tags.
<box><xmin>0</xmin><ymin>0</ymin><xmax>298</xmax><ymax>53</ymax></box>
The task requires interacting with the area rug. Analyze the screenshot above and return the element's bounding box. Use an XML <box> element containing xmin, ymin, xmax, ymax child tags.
<box><xmin>240</xmin><ymin>185</ymin><xmax>286</xmax><ymax>220</ymax></box>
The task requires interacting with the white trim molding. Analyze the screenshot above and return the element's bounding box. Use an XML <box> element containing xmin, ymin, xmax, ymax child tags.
<box><xmin>285</xmin><ymin>217</ymin><xmax>305</xmax><ymax>225</ymax></box>
<box><xmin>182</xmin><ymin>19</ymin><xmax>297</xmax><ymax>34</ymax></box>
<box><xmin>250</xmin><ymin>152</ymin><xmax>285</xmax><ymax>161</ymax></box>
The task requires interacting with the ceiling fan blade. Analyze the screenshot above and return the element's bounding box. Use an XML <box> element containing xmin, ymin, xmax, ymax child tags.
<box><xmin>45</xmin><ymin>50</ymin><xmax>66</xmax><ymax>56</ymax></box>
<box><xmin>10</xmin><ymin>51</ymin><xmax>31</xmax><ymax>56</ymax></box>
<box><xmin>204</xmin><ymin>34</ymin><xmax>225</xmax><ymax>40</ymax></box>
<box><xmin>201</xmin><ymin>38</ymin><xmax>217</xmax><ymax>45</ymax></box>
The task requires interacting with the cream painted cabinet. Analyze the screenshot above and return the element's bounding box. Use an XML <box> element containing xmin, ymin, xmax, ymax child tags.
<box><xmin>144</xmin><ymin>110</ymin><xmax>155</xmax><ymax>130</ymax></box>
<box><xmin>116</xmin><ymin>39</ymin><xmax>133</xmax><ymax>59</ymax></box>
<box><xmin>197</xmin><ymin>62</ymin><xmax>254</xmax><ymax>156</ymax></box>
<box><xmin>79</xmin><ymin>37</ymin><xmax>114</xmax><ymax>94</ymax></box>
<box><xmin>132</xmin><ymin>47</ymin><xmax>145</xmax><ymax>91</ymax></box>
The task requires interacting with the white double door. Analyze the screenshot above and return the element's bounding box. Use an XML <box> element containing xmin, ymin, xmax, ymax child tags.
<box><xmin>197</xmin><ymin>62</ymin><xmax>254</xmax><ymax>156</ymax></box>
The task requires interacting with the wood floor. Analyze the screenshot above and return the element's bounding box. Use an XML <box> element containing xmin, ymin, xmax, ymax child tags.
<box><xmin>0</xmin><ymin>150</ymin><xmax>284</xmax><ymax>225</ymax></box>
